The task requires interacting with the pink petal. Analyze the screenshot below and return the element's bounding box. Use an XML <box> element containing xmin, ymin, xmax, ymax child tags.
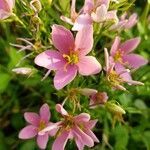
<box><xmin>52</xmin><ymin>25</ymin><xmax>74</xmax><ymax>54</ymax></box>
<box><xmin>74</xmin><ymin>132</ymin><xmax>84</xmax><ymax>150</ymax></box>
<box><xmin>72</xmin><ymin>14</ymin><xmax>93</xmax><ymax>31</ymax></box>
<box><xmin>37</xmin><ymin>134</ymin><xmax>49</xmax><ymax>149</ymax></box>
<box><xmin>24</xmin><ymin>112</ymin><xmax>40</xmax><ymax>126</ymax></box>
<box><xmin>39</xmin><ymin>103</ymin><xmax>50</xmax><ymax>123</ymax></box>
<box><xmin>75</xmin><ymin>26</ymin><xmax>93</xmax><ymax>55</ymax></box>
<box><xmin>83</xmin><ymin>0</ymin><xmax>94</xmax><ymax>13</ymax></box>
<box><xmin>34</xmin><ymin>50</ymin><xmax>63</xmax><ymax>70</ymax></box>
<box><xmin>110</xmin><ymin>20</ymin><xmax>128</xmax><ymax>30</ymax></box>
<box><xmin>123</xmin><ymin>54</ymin><xmax>148</xmax><ymax>69</ymax></box>
<box><xmin>115</xmin><ymin>63</ymin><xmax>132</xmax><ymax>81</ymax></box>
<box><xmin>55</xmin><ymin>104</ymin><xmax>68</xmax><ymax>116</ymax></box>
<box><xmin>100</xmin><ymin>0</ymin><xmax>110</xmax><ymax>9</ymax></box>
<box><xmin>0</xmin><ymin>9</ymin><xmax>11</xmax><ymax>19</ymax></box>
<box><xmin>0</xmin><ymin>0</ymin><xmax>10</xmax><ymax>11</ymax></box>
<box><xmin>75</xmin><ymin>137</ymin><xmax>84</xmax><ymax>150</ymax></box>
<box><xmin>7</xmin><ymin>0</ymin><xmax>15</xmax><ymax>10</ymax></box>
<box><xmin>48</xmin><ymin>123</ymin><xmax>59</xmax><ymax>136</ymax></box>
<box><xmin>39</xmin><ymin>122</ymin><xmax>60</xmax><ymax>136</ymax></box>
<box><xmin>106</xmin><ymin>10</ymin><xmax>118</xmax><ymax>23</ymax></box>
<box><xmin>84</xmin><ymin>129</ymin><xmax>99</xmax><ymax>143</ymax></box>
<box><xmin>19</xmin><ymin>125</ymin><xmax>37</xmax><ymax>139</ymax></box>
<box><xmin>119</xmin><ymin>37</ymin><xmax>141</xmax><ymax>54</ymax></box>
<box><xmin>84</xmin><ymin>120</ymin><xmax>98</xmax><ymax>129</ymax></box>
<box><xmin>77</xmin><ymin>56</ymin><xmax>101</xmax><ymax>75</ymax></box>
<box><xmin>74</xmin><ymin>113</ymin><xmax>90</xmax><ymax>123</ymax></box>
<box><xmin>110</xmin><ymin>36</ymin><xmax>121</xmax><ymax>56</ymax></box>
<box><xmin>91</xmin><ymin>4</ymin><xmax>107</xmax><ymax>22</ymax></box>
<box><xmin>125</xmin><ymin>13</ymin><xmax>137</xmax><ymax>29</ymax></box>
<box><xmin>73</xmin><ymin>126</ymin><xmax>94</xmax><ymax>147</ymax></box>
<box><xmin>52</xmin><ymin>131</ymin><xmax>70</xmax><ymax>150</ymax></box>
<box><xmin>54</xmin><ymin>65</ymin><xmax>77</xmax><ymax>90</ymax></box>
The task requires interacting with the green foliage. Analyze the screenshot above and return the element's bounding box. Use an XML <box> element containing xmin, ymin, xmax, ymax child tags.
<box><xmin>0</xmin><ymin>0</ymin><xmax>150</xmax><ymax>150</ymax></box>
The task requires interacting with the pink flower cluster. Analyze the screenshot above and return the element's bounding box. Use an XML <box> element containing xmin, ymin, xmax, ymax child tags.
<box><xmin>19</xmin><ymin>104</ymin><xmax>99</xmax><ymax>150</ymax></box>
<box><xmin>1</xmin><ymin>0</ymin><xmax>147</xmax><ymax>149</ymax></box>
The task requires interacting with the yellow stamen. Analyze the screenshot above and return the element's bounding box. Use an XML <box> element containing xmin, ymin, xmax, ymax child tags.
<box><xmin>63</xmin><ymin>51</ymin><xmax>79</xmax><ymax>71</ymax></box>
<box><xmin>114</xmin><ymin>50</ymin><xmax>123</xmax><ymax>63</ymax></box>
<box><xmin>38</xmin><ymin>120</ymin><xmax>46</xmax><ymax>131</ymax></box>
<box><xmin>107</xmin><ymin>70</ymin><xmax>123</xmax><ymax>86</ymax></box>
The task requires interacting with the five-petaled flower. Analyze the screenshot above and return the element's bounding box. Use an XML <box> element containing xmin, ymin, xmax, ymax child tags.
<box><xmin>35</xmin><ymin>25</ymin><xmax>101</xmax><ymax>90</ymax></box>
<box><xmin>0</xmin><ymin>0</ymin><xmax>15</xmax><ymax>20</ymax></box>
<box><xmin>104</xmin><ymin>48</ymin><xmax>144</xmax><ymax>91</ymax></box>
<box><xmin>40</xmin><ymin>104</ymin><xmax>99</xmax><ymax>150</ymax></box>
<box><xmin>19</xmin><ymin>104</ymin><xmax>56</xmax><ymax>149</ymax></box>
<box><xmin>109</xmin><ymin>36</ymin><xmax>148</xmax><ymax>70</ymax></box>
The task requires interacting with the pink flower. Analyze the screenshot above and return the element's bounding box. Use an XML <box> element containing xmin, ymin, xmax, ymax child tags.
<box><xmin>110</xmin><ymin>13</ymin><xmax>138</xmax><ymax>30</ymax></box>
<box><xmin>19</xmin><ymin>104</ymin><xmax>56</xmax><ymax>149</ymax></box>
<box><xmin>35</xmin><ymin>25</ymin><xmax>101</xmax><ymax>90</ymax></box>
<box><xmin>0</xmin><ymin>0</ymin><xmax>15</xmax><ymax>20</ymax></box>
<box><xmin>61</xmin><ymin>0</ymin><xmax>118</xmax><ymax>31</ymax></box>
<box><xmin>110</xmin><ymin>36</ymin><xmax>148</xmax><ymax>70</ymax></box>
<box><xmin>104</xmin><ymin>48</ymin><xmax>144</xmax><ymax>91</ymax></box>
<box><xmin>91</xmin><ymin>1</ymin><xmax>118</xmax><ymax>24</ymax></box>
<box><xmin>40</xmin><ymin>104</ymin><xmax>99</xmax><ymax>150</ymax></box>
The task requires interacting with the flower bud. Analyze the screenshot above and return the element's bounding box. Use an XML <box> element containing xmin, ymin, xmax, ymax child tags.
<box><xmin>12</xmin><ymin>67</ymin><xmax>34</xmax><ymax>75</ymax></box>
<box><xmin>30</xmin><ymin>0</ymin><xmax>42</xmax><ymax>13</ymax></box>
<box><xmin>105</xmin><ymin>101</ymin><xmax>126</xmax><ymax>115</ymax></box>
<box><xmin>79</xmin><ymin>88</ymin><xmax>97</xmax><ymax>97</ymax></box>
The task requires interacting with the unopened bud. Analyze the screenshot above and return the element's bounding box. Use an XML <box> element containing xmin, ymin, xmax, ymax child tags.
<box><xmin>105</xmin><ymin>101</ymin><xmax>126</xmax><ymax>115</ymax></box>
<box><xmin>79</xmin><ymin>88</ymin><xmax>97</xmax><ymax>97</ymax></box>
<box><xmin>12</xmin><ymin>67</ymin><xmax>34</xmax><ymax>75</ymax></box>
<box><xmin>30</xmin><ymin>0</ymin><xmax>42</xmax><ymax>13</ymax></box>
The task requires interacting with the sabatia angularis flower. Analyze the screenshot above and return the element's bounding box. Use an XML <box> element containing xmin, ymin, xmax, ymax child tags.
<box><xmin>35</xmin><ymin>25</ymin><xmax>101</xmax><ymax>90</ymax></box>
<box><xmin>104</xmin><ymin>48</ymin><xmax>144</xmax><ymax>91</ymax></box>
<box><xmin>0</xmin><ymin>0</ymin><xmax>15</xmax><ymax>20</ymax></box>
<box><xmin>40</xmin><ymin>104</ymin><xmax>99</xmax><ymax>150</ymax></box>
<box><xmin>61</xmin><ymin>0</ymin><xmax>118</xmax><ymax>31</ymax></box>
<box><xmin>19</xmin><ymin>104</ymin><xmax>56</xmax><ymax>149</ymax></box>
<box><xmin>109</xmin><ymin>36</ymin><xmax>148</xmax><ymax>70</ymax></box>
<box><xmin>110</xmin><ymin>13</ymin><xmax>138</xmax><ymax>30</ymax></box>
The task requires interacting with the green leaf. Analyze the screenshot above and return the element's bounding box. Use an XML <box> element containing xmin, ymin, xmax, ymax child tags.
<box><xmin>0</xmin><ymin>72</ymin><xmax>11</xmax><ymax>93</ymax></box>
<box><xmin>143</xmin><ymin>131</ymin><xmax>150</xmax><ymax>150</ymax></box>
<box><xmin>20</xmin><ymin>140</ymin><xmax>36</xmax><ymax>150</ymax></box>
<box><xmin>114</xmin><ymin>126</ymin><xmax>129</xmax><ymax>150</ymax></box>
<box><xmin>125</xmin><ymin>107</ymin><xmax>142</xmax><ymax>114</ymax></box>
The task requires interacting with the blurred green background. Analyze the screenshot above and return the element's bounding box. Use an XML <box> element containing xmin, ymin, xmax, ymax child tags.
<box><xmin>0</xmin><ymin>0</ymin><xmax>150</xmax><ymax>149</ymax></box>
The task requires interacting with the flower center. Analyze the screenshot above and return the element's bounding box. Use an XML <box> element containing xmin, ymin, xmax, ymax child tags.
<box><xmin>114</xmin><ymin>50</ymin><xmax>123</xmax><ymax>63</ymax></box>
<box><xmin>63</xmin><ymin>52</ymin><xmax>79</xmax><ymax>65</ymax></box>
<box><xmin>62</xmin><ymin>115</ymin><xmax>75</xmax><ymax>130</ymax></box>
<box><xmin>107</xmin><ymin>70</ymin><xmax>123</xmax><ymax>86</ymax></box>
<box><xmin>63</xmin><ymin>51</ymin><xmax>79</xmax><ymax>71</ymax></box>
<box><xmin>38</xmin><ymin>120</ymin><xmax>46</xmax><ymax>131</ymax></box>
